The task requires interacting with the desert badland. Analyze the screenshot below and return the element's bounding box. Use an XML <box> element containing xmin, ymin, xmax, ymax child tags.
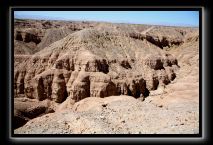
<box><xmin>13</xmin><ymin>19</ymin><xmax>199</xmax><ymax>134</ymax></box>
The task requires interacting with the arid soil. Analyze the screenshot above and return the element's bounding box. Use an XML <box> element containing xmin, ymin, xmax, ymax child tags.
<box><xmin>13</xmin><ymin>19</ymin><xmax>199</xmax><ymax>134</ymax></box>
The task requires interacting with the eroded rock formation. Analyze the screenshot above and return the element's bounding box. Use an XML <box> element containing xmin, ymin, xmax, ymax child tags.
<box><xmin>13</xmin><ymin>19</ymin><xmax>199</xmax><ymax>134</ymax></box>
<box><xmin>14</xmin><ymin>28</ymin><xmax>180</xmax><ymax>104</ymax></box>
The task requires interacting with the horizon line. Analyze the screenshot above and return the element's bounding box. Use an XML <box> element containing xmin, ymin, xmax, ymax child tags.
<box><xmin>14</xmin><ymin>17</ymin><xmax>199</xmax><ymax>28</ymax></box>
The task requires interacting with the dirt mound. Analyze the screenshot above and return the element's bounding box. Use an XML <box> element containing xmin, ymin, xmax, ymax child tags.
<box><xmin>14</xmin><ymin>95</ymin><xmax>199</xmax><ymax>134</ymax></box>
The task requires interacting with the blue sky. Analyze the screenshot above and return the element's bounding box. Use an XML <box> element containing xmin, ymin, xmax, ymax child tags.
<box><xmin>14</xmin><ymin>11</ymin><xmax>199</xmax><ymax>27</ymax></box>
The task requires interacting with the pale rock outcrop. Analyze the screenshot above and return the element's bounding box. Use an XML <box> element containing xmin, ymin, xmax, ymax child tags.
<box><xmin>68</xmin><ymin>71</ymin><xmax>90</xmax><ymax>102</ymax></box>
<box><xmin>165</xmin><ymin>66</ymin><xmax>176</xmax><ymax>81</ymax></box>
<box><xmin>113</xmin><ymin>80</ymin><xmax>128</xmax><ymax>95</ymax></box>
<box><xmin>144</xmin><ymin>55</ymin><xmax>164</xmax><ymax>70</ymax></box>
<box><xmin>32</xmin><ymin>69</ymin><xmax>70</xmax><ymax>102</ymax></box>
<box><xmin>51</xmin><ymin>71</ymin><xmax>68</xmax><ymax>103</ymax></box>
<box><xmin>90</xmin><ymin>72</ymin><xmax>118</xmax><ymax>98</ymax></box>
<box><xmin>162</xmin><ymin>53</ymin><xmax>178</xmax><ymax>67</ymax></box>
<box><xmin>156</xmin><ymin>69</ymin><xmax>170</xmax><ymax>86</ymax></box>
<box><xmin>48</xmin><ymin>51</ymin><xmax>60</xmax><ymax>68</ymax></box>
<box><xmin>142</xmin><ymin>68</ymin><xmax>159</xmax><ymax>91</ymax></box>
<box><xmin>75</xmin><ymin>51</ymin><xmax>109</xmax><ymax>73</ymax></box>
<box><xmin>15</xmin><ymin>70</ymin><xmax>26</xmax><ymax>95</ymax></box>
<box><xmin>54</xmin><ymin>56</ymin><xmax>74</xmax><ymax>71</ymax></box>
<box><xmin>24</xmin><ymin>70</ymin><xmax>36</xmax><ymax>98</ymax></box>
<box><xmin>126</xmin><ymin>77</ymin><xmax>146</xmax><ymax>98</ymax></box>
